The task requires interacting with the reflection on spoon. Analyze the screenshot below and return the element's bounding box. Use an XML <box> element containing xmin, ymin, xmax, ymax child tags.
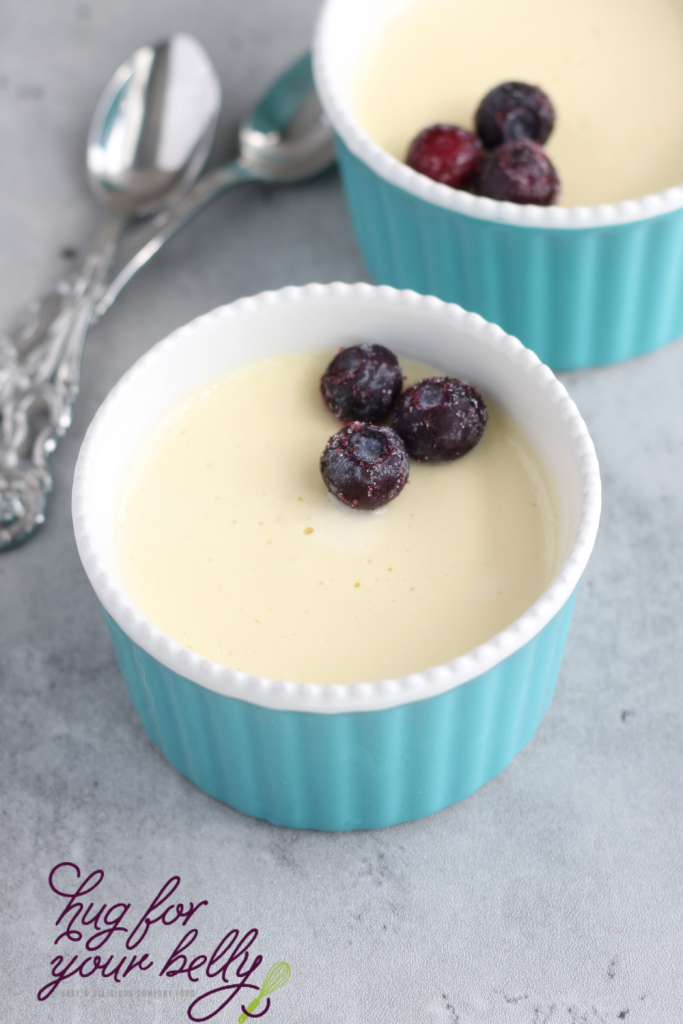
<box><xmin>87</xmin><ymin>33</ymin><xmax>220</xmax><ymax>214</ymax></box>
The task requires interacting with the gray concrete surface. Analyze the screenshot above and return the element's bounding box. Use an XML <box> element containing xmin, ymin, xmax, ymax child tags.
<box><xmin>0</xmin><ymin>2</ymin><xmax>681</xmax><ymax>1022</ymax></box>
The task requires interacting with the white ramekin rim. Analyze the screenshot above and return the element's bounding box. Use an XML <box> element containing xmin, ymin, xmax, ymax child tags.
<box><xmin>313</xmin><ymin>0</ymin><xmax>683</xmax><ymax>230</ymax></box>
<box><xmin>73</xmin><ymin>282</ymin><xmax>601</xmax><ymax>713</ymax></box>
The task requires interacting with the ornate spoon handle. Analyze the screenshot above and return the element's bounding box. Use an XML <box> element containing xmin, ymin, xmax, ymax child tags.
<box><xmin>0</xmin><ymin>215</ymin><xmax>124</xmax><ymax>550</ymax></box>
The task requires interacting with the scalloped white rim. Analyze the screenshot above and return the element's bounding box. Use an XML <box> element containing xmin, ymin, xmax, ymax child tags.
<box><xmin>313</xmin><ymin>0</ymin><xmax>683</xmax><ymax>230</ymax></box>
<box><xmin>73</xmin><ymin>283</ymin><xmax>601</xmax><ymax>713</ymax></box>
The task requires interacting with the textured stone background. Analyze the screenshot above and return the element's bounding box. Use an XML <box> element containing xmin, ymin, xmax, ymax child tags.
<box><xmin>0</xmin><ymin>1</ymin><xmax>681</xmax><ymax>1022</ymax></box>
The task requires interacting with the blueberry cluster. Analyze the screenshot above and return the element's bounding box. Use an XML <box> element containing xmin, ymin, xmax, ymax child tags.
<box><xmin>319</xmin><ymin>344</ymin><xmax>488</xmax><ymax>510</ymax></box>
<box><xmin>406</xmin><ymin>82</ymin><xmax>559</xmax><ymax>206</ymax></box>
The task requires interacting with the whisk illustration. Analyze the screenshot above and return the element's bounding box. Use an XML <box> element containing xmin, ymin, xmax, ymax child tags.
<box><xmin>237</xmin><ymin>962</ymin><xmax>291</xmax><ymax>1022</ymax></box>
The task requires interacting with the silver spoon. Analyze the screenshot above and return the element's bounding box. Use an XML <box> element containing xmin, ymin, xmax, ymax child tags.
<box><xmin>0</xmin><ymin>34</ymin><xmax>220</xmax><ymax>551</ymax></box>
<box><xmin>95</xmin><ymin>53</ymin><xmax>335</xmax><ymax>317</ymax></box>
<box><xmin>0</xmin><ymin>52</ymin><xmax>333</xmax><ymax>552</ymax></box>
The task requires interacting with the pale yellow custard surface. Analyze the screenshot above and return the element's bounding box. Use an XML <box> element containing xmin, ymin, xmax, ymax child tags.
<box><xmin>116</xmin><ymin>350</ymin><xmax>559</xmax><ymax>685</ymax></box>
<box><xmin>354</xmin><ymin>0</ymin><xmax>683</xmax><ymax>207</ymax></box>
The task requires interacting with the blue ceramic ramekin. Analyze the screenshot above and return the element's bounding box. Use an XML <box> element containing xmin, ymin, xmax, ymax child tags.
<box><xmin>313</xmin><ymin>0</ymin><xmax>683</xmax><ymax>370</ymax></box>
<box><xmin>72</xmin><ymin>284</ymin><xmax>600</xmax><ymax>831</ymax></box>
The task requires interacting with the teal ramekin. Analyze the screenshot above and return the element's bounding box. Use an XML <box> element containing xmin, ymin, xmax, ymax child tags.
<box><xmin>313</xmin><ymin>0</ymin><xmax>683</xmax><ymax>371</ymax></box>
<box><xmin>72</xmin><ymin>284</ymin><xmax>600</xmax><ymax>831</ymax></box>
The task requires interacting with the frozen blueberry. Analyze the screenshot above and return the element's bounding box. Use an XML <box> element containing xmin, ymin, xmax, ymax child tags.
<box><xmin>475</xmin><ymin>82</ymin><xmax>555</xmax><ymax>150</ymax></box>
<box><xmin>320</xmin><ymin>422</ymin><xmax>409</xmax><ymax>510</ymax></box>
<box><xmin>406</xmin><ymin>124</ymin><xmax>482</xmax><ymax>190</ymax></box>
<box><xmin>478</xmin><ymin>138</ymin><xmax>560</xmax><ymax>205</ymax></box>
<box><xmin>321</xmin><ymin>343</ymin><xmax>403</xmax><ymax>423</ymax></box>
<box><xmin>391</xmin><ymin>377</ymin><xmax>487</xmax><ymax>462</ymax></box>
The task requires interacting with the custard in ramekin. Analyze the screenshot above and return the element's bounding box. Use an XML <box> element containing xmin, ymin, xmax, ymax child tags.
<box><xmin>73</xmin><ymin>284</ymin><xmax>600</xmax><ymax>830</ymax></box>
<box><xmin>314</xmin><ymin>0</ymin><xmax>683</xmax><ymax>369</ymax></box>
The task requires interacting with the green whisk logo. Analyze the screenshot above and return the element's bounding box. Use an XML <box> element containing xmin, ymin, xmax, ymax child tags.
<box><xmin>237</xmin><ymin>963</ymin><xmax>291</xmax><ymax>1021</ymax></box>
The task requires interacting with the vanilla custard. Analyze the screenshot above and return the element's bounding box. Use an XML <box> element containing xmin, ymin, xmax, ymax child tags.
<box><xmin>117</xmin><ymin>350</ymin><xmax>559</xmax><ymax>685</ymax></box>
<box><xmin>355</xmin><ymin>0</ymin><xmax>683</xmax><ymax>207</ymax></box>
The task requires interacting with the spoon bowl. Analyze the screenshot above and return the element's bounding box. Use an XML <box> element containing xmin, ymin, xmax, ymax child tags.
<box><xmin>96</xmin><ymin>53</ymin><xmax>336</xmax><ymax>316</ymax></box>
<box><xmin>88</xmin><ymin>34</ymin><xmax>221</xmax><ymax>214</ymax></box>
<box><xmin>238</xmin><ymin>54</ymin><xmax>336</xmax><ymax>181</ymax></box>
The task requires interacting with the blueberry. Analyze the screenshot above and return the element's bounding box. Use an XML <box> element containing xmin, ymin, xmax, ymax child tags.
<box><xmin>477</xmin><ymin>138</ymin><xmax>560</xmax><ymax>205</ymax></box>
<box><xmin>391</xmin><ymin>377</ymin><xmax>487</xmax><ymax>462</ymax></box>
<box><xmin>320</xmin><ymin>423</ymin><xmax>409</xmax><ymax>510</ymax></box>
<box><xmin>406</xmin><ymin>124</ymin><xmax>482</xmax><ymax>190</ymax></box>
<box><xmin>475</xmin><ymin>82</ymin><xmax>555</xmax><ymax>150</ymax></box>
<box><xmin>321</xmin><ymin>343</ymin><xmax>403</xmax><ymax>423</ymax></box>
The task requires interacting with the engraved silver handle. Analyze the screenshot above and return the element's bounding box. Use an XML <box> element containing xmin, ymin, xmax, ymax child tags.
<box><xmin>0</xmin><ymin>216</ymin><xmax>125</xmax><ymax>550</ymax></box>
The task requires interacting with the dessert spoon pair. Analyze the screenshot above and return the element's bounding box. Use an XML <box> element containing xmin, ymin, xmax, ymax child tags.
<box><xmin>0</xmin><ymin>40</ymin><xmax>334</xmax><ymax>552</ymax></box>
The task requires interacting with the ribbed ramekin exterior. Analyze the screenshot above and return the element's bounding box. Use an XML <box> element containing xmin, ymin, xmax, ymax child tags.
<box><xmin>336</xmin><ymin>137</ymin><xmax>683</xmax><ymax>370</ymax></box>
<box><xmin>103</xmin><ymin>592</ymin><xmax>576</xmax><ymax>831</ymax></box>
